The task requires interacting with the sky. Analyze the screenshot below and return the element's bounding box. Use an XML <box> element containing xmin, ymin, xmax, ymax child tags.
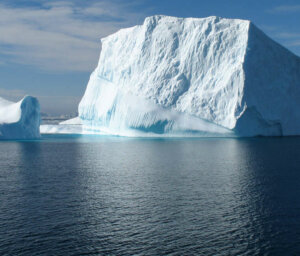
<box><xmin>0</xmin><ymin>0</ymin><xmax>300</xmax><ymax>115</ymax></box>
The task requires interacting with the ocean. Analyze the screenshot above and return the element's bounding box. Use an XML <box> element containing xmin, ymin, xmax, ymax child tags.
<box><xmin>0</xmin><ymin>135</ymin><xmax>300</xmax><ymax>255</ymax></box>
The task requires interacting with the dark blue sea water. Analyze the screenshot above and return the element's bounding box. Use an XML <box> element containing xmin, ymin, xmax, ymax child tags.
<box><xmin>0</xmin><ymin>135</ymin><xmax>300</xmax><ymax>256</ymax></box>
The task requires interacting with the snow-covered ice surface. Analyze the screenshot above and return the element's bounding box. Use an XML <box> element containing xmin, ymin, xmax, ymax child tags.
<box><xmin>0</xmin><ymin>96</ymin><xmax>40</xmax><ymax>139</ymax></box>
<box><xmin>40</xmin><ymin>124</ymin><xmax>82</xmax><ymax>134</ymax></box>
<box><xmin>78</xmin><ymin>15</ymin><xmax>300</xmax><ymax>137</ymax></box>
<box><xmin>40</xmin><ymin>117</ymin><xmax>83</xmax><ymax>135</ymax></box>
<box><xmin>59</xmin><ymin>117</ymin><xmax>82</xmax><ymax>125</ymax></box>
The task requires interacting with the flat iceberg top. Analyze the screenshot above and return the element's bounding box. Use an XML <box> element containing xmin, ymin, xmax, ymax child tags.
<box><xmin>79</xmin><ymin>15</ymin><xmax>300</xmax><ymax>137</ymax></box>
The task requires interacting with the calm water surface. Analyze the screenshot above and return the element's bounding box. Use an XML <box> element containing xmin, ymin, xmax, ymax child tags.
<box><xmin>0</xmin><ymin>135</ymin><xmax>300</xmax><ymax>255</ymax></box>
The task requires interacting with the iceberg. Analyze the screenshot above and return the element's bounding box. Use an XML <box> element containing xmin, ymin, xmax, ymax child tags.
<box><xmin>78</xmin><ymin>15</ymin><xmax>300</xmax><ymax>137</ymax></box>
<box><xmin>0</xmin><ymin>96</ymin><xmax>40</xmax><ymax>139</ymax></box>
<box><xmin>40</xmin><ymin>124</ymin><xmax>82</xmax><ymax>134</ymax></box>
<box><xmin>40</xmin><ymin>117</ymin><xmax>83</xmax><ymax>134</ymax></box>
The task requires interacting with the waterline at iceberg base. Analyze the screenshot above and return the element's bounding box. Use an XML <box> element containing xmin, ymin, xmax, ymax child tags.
<box><xmin>42</xmin><ymin>15</ymin><xmax>300</xmax><ymax>137</ymax></box>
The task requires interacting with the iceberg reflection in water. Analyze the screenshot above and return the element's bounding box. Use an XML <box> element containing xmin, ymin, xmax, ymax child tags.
<box><xmin>0</xmin><ymin>136</ymin><xmax>299</xmax><ymax>255</ymax></box>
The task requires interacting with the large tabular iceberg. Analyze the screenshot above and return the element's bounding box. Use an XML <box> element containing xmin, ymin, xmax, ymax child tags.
<box><xmin>0</xmin><ymin>96</ymin><xmax>40</xmax><ymax>139</ymax></box>
<box><xmin>78</xmin><ymin>15</ymin><xmax>300</xmax><ymax>137</ymax></box>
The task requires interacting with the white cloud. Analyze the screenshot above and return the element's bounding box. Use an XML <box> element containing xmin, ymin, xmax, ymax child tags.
<box><xmin>286</xmin><ymin>40</ymin><xmax>300</xmax><ymax>47</ymax></box>
<box><xmin>258</xmin><ymin>24</ymin><xmax>300</xmax><ymax>56</ymax></box>
<box><xmin>0</xmin><ymin>1</ymin><xmax>147</xmax><ymax>72</ymax></box>
<box><xmin>268</xmin><ymin>5</ymin><xmax>300</xmax><ymax>13</ymax></box>
<box><xmin>276</xmin><ymin>32</ymin><xmax>300</xmax><ymax>39</ymax></box>
<box><xmin>271</xmin><ymin>32</ymin><xmax>300</xmax><ymax>48</ymax></box>
<box><xmin>259</xmin><ymin>25</ymin><xmax>282</xmax><ymax>32</ymax></box>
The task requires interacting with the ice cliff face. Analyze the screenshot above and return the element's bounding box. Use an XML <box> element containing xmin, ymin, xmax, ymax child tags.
<box><xmin>79</xmin><ymin>15</ymin><xmax>300</xmax><ymax>136</ymax></box>
<box><xmin>0</xmin><ymin>96</ymin><xmax>41</xmax><ymax>139</ymax></box>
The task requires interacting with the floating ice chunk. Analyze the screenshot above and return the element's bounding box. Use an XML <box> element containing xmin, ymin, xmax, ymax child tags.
<box><xmin>0</xmin><ymin>96</ymin><xmax>40</xmax><ymax>139</ymax></box>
